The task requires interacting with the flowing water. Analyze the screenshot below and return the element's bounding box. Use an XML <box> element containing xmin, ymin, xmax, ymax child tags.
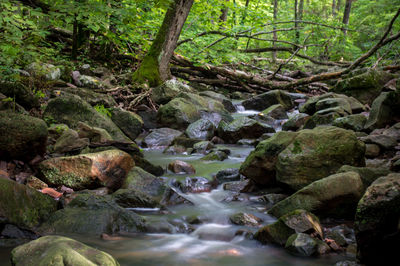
<box><xmin>0</xmin><ymin>105</ymin><xmax>349</xmax><ymax>265</ymax></box>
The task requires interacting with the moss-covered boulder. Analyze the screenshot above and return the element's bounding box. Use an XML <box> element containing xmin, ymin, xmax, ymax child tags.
<box><xmin>364</xmin><ymin>90</ymin><xmax>400</xmax><ymax>131</ymax></box>
<box><xmin>0</xmin><ymin>80</ymin><xmax>39</xmax><ymax>109</ymax></box>
<box><xmin>336</xmin><ymin>165</ymin><xmax>391</xmax><ymax>188</ymax></box>
<box><xmin>76</xmin><ymin>122</ymin><xmax>113</xmax><ymax>143</ymax></box>
<box><xmin>0</xmin><ymin>111</ymin><xmax>48</xmax><ymax>161</ymax></box>
<box><xmin>121</xmin><ymin>167</ymin><xmax>166</xmax><ymax>201</ymax></box>
<box><xmin>185</xmin><ymin>118</ymin><xmax>216</xmax><ymax>140</ymax></box>
<box><xmin>285</xmin><ymin>233</ymin><xmax>318</xmax><ymax>257</ymax></box>
<box><xmin>240</xmin><ymin>131</ymin><xmax>298</xmax><ymax>186</ymax></box>
<box><xmin>260</xmin><ymin>104</ymin><xmax>288</xmax><ymax>119</ymax></box>
<box><xmin>43</xmin><ymin>94</ymin><xmax>130</xmax><ymax>142</ymax></box>
<box><xmin>0</xmin><ymin>178</ymin><xmax>57</xmax><ymax>230</ymax></box>
<box><xmin>157</xmin><ymin>93</ymin><xmax>232</xmax><ymax>129</ymax></box>
<box><xmin>110</xmin><ymin>108</ymin><xmax>144</xmax><ymax>141</ymax></box>
<box><xmin>151</xmin><ymin>79</ymin><xmax>194</xmax><ymax>105</ymax></box>
<box><xmin>39</xmin><ymin>149</ymin><xmax>134</xmax><ymax>190</ymax></box>
<box><xmin>333</xmin><ymin>69</ymin><xmax>395</xmax><ymax>105</ymax></box>
<box><xmin>112</xmin><ymin>188</ymin><xmax>160</xmax><ymax>208</ymax></box>
<box><xmin>269</xmin><ymin>172</ymin><xmax>364</xmax><ymax>218</ymax></box>
<box><xmin>58</xmin><ymin>87</ymin><xmax>117</xmax><ymax>107</ymax></box>
<box><xmin>53</xmin><ymin>128</ymin><xmax>89</xmax><ymax>153</ymax></box>
<box><xmin>354</xmin><ymin>173</ymin><xmax>400</xmax><ymax>265</ymax></box>
<box><xmin>26</xmin><ymin>62</ymin><xmax>61</xmax><ymax>81</ymax></box>
<box><xmin>217</xmin><ymin>117</ymin><xmax>275</xmax><ymax>144</ymax></box>
<box><xmin>39</xmin><ymin>193</ymin><xmax>146</xmax><ymax>235</ymax></box>
<box><xmin>201</xmin><ymin>150</ymin><xmax>229</xmax><ymax>161</ymax></box>
<box><xmin>242</xmin><ymin>90</ymin><xmax>294</xmax><ymax>111</ymax></box>
<box><xmin>230</xmin><ymin>212</ymin><xmax>262</xmax><ymax>227</ymax></box>
<box><xmin>143</xmin><ymin>128</ymin><xmax>182</xmax><ymax>148</ymax></box>
<box><xmin>299</xmin><ymin>93</ymin><xmax>366</xmax><ymax>115</ymax></box>
<box><xmin>11</xmin><ymin>236</ymin><xmax>119</xmax><ymax>266</ymax></box>
<box><xmin>282</xmin><ymin>113</ymin><xmax>310</xmax><ymax>131</ymax></box>
<box><xmin>332</xmin><ymin>114</ymin><xmax>367</xmax><ymax>132</ymax></box>
<box><xmin>276</xmin><ymin>126</ymin><xmax>365</xmax><ymax>190</ymax></box>
<box><xmin>254</xmin><ymin>209</ymin><xmax>323</xmax><ymax>246</ymax></box>
<box><xmin>303</xmin><ymin>113</ymin><xmax>341</xmax><ymax>129</ymax></box>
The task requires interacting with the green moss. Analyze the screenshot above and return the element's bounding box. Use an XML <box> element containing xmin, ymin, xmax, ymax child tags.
<box><xmin>132</xmin><ymin>55</ymin><xmax>162</xmax><ymax>87</ymax></box>
<box><xmin>291</xmin><ymin>140</ymin><xmax>302</xmax><ymax>154</ymax></box>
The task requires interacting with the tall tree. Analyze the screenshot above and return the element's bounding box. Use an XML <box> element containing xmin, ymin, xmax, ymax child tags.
<box><xmin>332</xmin><ymin>0</ymin><xmax>336</xmax><ymax>16</ymax></box>
<box><xmin>272</xmin><ymin>0</ymin><xmax>278</xmax><ymax>62</ymax></box>
<box><xmin>342</xmin><ymin>0</ymin><xmax>352</xmax><ymax>35</ymax></box>
<box><xmin>294</xmin><ymin>0</ymin><xmax>299</xmax><ymax>43</ymax></box>
<box><xmin>132</xmin><ymin>0</ymin><xmax>194</xmax><ymax>86</ymax></box>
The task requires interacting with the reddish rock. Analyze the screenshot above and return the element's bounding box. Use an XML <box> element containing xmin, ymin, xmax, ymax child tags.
<box><xmin>41</xmin><ymin>188</ymin><xmax>63</xmax><ymax>199</ymax></box>
<box><xmin>168</xmin><ymin>160</ymin><xmax>195</xmax><ymax>174</ymax></box>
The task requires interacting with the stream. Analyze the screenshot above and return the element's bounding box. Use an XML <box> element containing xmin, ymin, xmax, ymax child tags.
<box><xmin>0</xmin><ymin>105</ymin><xmax>349</xmax><ymax>266</ymax></box>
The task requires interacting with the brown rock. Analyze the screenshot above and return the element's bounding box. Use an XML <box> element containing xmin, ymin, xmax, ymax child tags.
<box><xmin>168</xmin><ymin>160</ymin><xmax>195</xmax><ymax>174</ymax></box>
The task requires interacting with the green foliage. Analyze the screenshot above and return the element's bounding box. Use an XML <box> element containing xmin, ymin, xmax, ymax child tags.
<box><xmin>94</xmin><ymin>104</ymin><xmax>111</xmax><ymax>118</ymax></box>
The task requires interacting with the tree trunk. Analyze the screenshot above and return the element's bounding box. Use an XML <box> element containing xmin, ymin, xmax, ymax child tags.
<box><xmin>132</xmin><ymin>0</ymin><xmax>194</xmax><ymax>86</ymax></box>
<box><xmin>219</xmin><ymin>0</ymin><xmax>229</xmax><ymax>24</ymax></box>
<box><xmin>332</xmin><ymin>0</ymin><xmax>336</xmax><ymax>16</ymax></box>
<box><xmin>342</xmin><ymin>0</ymin><xmax>352</xmax><ymax>35</ymax></box>
<box><xmin>272</xmin><ymin>0</ymin><xmax>278</xmax><ymax>62</ymax></box>
<box><xmin>337</xmin><ymin>0</ymin><xmax>342</xmax><ymax>12</ymax></box>
<box><xmin>294</xmin><ymin>0</ymin><xmax>299</xmax><ymax>43</ymax></box>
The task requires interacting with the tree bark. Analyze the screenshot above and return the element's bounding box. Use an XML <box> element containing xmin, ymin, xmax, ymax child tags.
<box><xmin>332</xmin><ymin>0</ymin><xmax>336</xmax><ymax>16</ymax></box>
<box><xmin>342</xmin><ymin>0</ymin><xmax>352</xmax><ymax>35</ymax></box>
<box><xmin>272</xmin><ymin>0</ymin><xmax>278</xmax><ymax>62</ymax></box>
<box><xmin>294</xmin><ymin>0</ymin><xmax>299</xmax><ymax>43</ymax></box>
<box><xmin>132</xmin><ymin>0</ymin><xmax>194</xmax><ymax>86</ymax></box>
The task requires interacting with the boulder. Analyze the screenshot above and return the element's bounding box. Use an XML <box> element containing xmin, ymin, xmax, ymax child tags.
<box><xmin>260</xmin><ymin>104</ymin><xmax>288</xmax><ymax>119</ymax></box>
<box><xmin>276</xmin><ymin>126</ymin><xmax>365</xmax><ymax>190</ymax></box>
<box><xmin>157</xmin><ymin>92</ymin><xmax>232</xmax><ymax>129</ymax></box>
<box><xmin>58</xmin><ymin>87</ymin><xmax>117</xmax><ymax>107</ymax></box>
<box><xmin>360</xmin><ymin>134</ymin><xmax>397</xmax><ymax>150</ymax></box>
<box><xmin>143</xmin><ymin>128</ymin><xmax>182</xmax><ymax>148</ymax></box>
<box><xmin>43</xmin><ymin>95</ymin><xmax>130</xmax><ymax>142</ymax></box>
<box><xmin>300</xmin><ymin>93</ymin><xmax>366</xmax><ymax>115</ymax></box>
<box><xmin>354</xmin><ymin>173</ymin><xmax>400</xmax><ymax>265</ymax></box>
<box><xmin>199</xmin><ymin>91</ymin><xmax>236</xmax><ymax>112</ymax></box>
<box><xmin>26</xmin><ymin>62</ymin><xmax>61</xmax><ymax>81</ymax></box>
<box><xmin>192</xmin><ymin>141</ymin><xmax>215</xmax><ymax>154</ymax></box>
<box><xmin>39</xmin><ymin>149</ymin><xmax>134</xmax><ymax>190</ymax></box>
<box><xmin>76</xmin><ymin>122</ymin><xmax>113</xmax><ymax>143</ymax></box>
<box><xmin>217</xmin><ymin>117</ymin><xmax>275</xmax><ymax>144</ymax></box>
<box><xmin>11</xmin><ymin>236</ymin><xmax>119</xmax><ymax>266</ymax></box>
<box><xmin>269</xmin><ymin>172</ymin><xmax>364</xmax><ymax>218</ymax></box>
<box><xmin>201</xmin><ymin>149</ymin><xmax>230</xmax><ymax>161</ymax></box>
<box><xmin>285</xmin><ymin>233</ymin><xmax>318</xmax><ymax>257</ymax></box>
<box><xmin>0</xmin><ymin>111</ymin><xmax>48</xmax><ymax>161</ymax></box>
<box><xmin>151</xmin><ymin>79</ymin><xmax>194</xmax><ymax>105</ymax></box>
<box><xmin>53</xmin><ymin>128</ymin><xmax>89</xmax><ymax>153</ymax></box>
<box><xmin>240</xmin><ymin>131</ymin><xmax>298</xmax><ymax>186</ymax></box>
<box><xmin>332</xmin><ymin>114</ymin><xmax>367</xmax><ymax>132</ymax></box>
<box><xmin>110</xmin><ymin>108</ymin><xmax>144</xmax><ymax>141</ymax></box>
<box><xmin>185</xmin><ymin>119</ymin><xmax>215</xmax><ymax>140</ymax></box>
<box><xmin>0</xmin><ymin>178</ymin><xmax>57</xmax><ymax>230</ymax></box>
<box><xmin>216</xmin><ymin>168</ymin><xmax>240</xmax><ymax>183</ymax></box>
<box><xmin>131</xmin><ymin>154</ymin><xmax>164</xmax><ymax>176</ymax></box>
<box><xmin>254</xmin><ymin>209</ymin><xmax>323</xmax><ymax>246</ymax></box>
<box><xmin>242</xmin><ymin>90</ymin><xmax>294</xmax><ymax>111</ymax></box>
<box><xmin>121</xmin><ymin>167</ymin><xmax>166</xmax><ymax>201</ymax></box>
<box><xmin>364</xmin><ymin>90</ymin><xmax>400</xmax><ymax>130</ymax></box>
<box><xmin>0</xmin><ymin>81</ymin><xmax>39</xmax><ymax>109</ymax></box>
<box><xmin>78</xmin><ymin>75</ymin><xmax>104</xmax><ymax>89</ymax></box>
<box><xmin>282</xmin><ymin>113</ymin><xmax>310</xmax><ymax>131</ymax></box>
<box><xmin>230</xmin><ymin>212</ymin><xmax>262</xmax><ymax>226</ymax></box>
<box><xmin>334</xmin><ymin>69</ymin><xmax>395</xmax><ymax>105</ymax></box>
<box><xmin>336</xmin><ymin>165</ymin><xmax>391</xmax><ymax>187</ymax></box>
<box><xmin>168</xmin><ymin>160</ymin><xmax>196</xmax><ymax>174</ymax></box>
<box><xmin>303</xmin><ymin>113</ymin><xmax>341</xmax><ymax>129</ymax></box>
<box><xmin>112</xmin><ymin>188</ymin><xmax>160</xmax><ymax>208</ymax></box>
<box><xmin>39</xmin><ymin>193</ymin><xmax>145</xmax><ymax>235</ymax></box>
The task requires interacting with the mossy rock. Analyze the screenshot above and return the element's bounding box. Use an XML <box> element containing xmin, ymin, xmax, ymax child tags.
<box><xmin>110</xmin><ymin>108</ymin><xmax>144</xmax><ymax>141</ymax></box>
<box><xmin>300</xmin><ymin>93</ymin><xmax>366</xmax><ymax>115</ymax></box>
<box><xmin>303</xmin><ymin>113</ymin><xmax>341</xmax><ymax>129</ymax></box>
<box><xmin>157</xmin><ymin>93</ymin><xmax>232</xmax><ymax>130</ymax></box>
<box><xmin>131</xmin><ymin>154</ymin><xmax>164</xmax><ymax>176</ymax></box>
<box><xmin>282</xmin><ymin>113</ymin><xmax>310</xmax><ymax>131</ymax></box>
<box><xmin>53</xmin><ymin>128</ymin><xmax>89</xmax><ymax>153</ymax></box>
<box><xmin>285</xmin><ymin>233</ymin><xmax>318</xmax><ymax>257</ymax></box>
<box><xmin>254</xmin><ymin>209</ymin><xmax>322</xmax><ymax>246</ymax></box>
<box><xmin>364</xmin><ymin>90</ymin><xmax>400</xmax><ymax>131</ymax></box>
<box><xmin>333</xmin><ymin>69</ymin><xmax>395</xmax><ymax>105</ymax></box>
<box><xmin>240</xmin><ymin>131</ymin><xmax>298</xmax><ymax>186</ymax></box>
<box><xmin>151</xmin><ymin>79</ymin><xmax>194</xmax><ymax>105</ymax></box>
<box><xmin>0</xmin><ymin>110</ymin><xmax>48</xmax><ymax>161</ymax></box>
<box><xmin>0</xmin><ymin>80</ymin><xmax>39</xmax><ymax>109</ymax></box>
<box><xmin>11</xmin><ymin>235</ymin><xmax>119</xmax><ymax>266</ymax></box>
<box><xmin>121</xmin><ymin>167</ymin><xmax>166</xmax><ymax>201</ymax></box>
<box><xmin>39</xmin><ymin>193</ymin><xmax>146</xmax><ymax>235</ymax></box>
<box><xmin>333</xmin><ymin>114</ymin><xmax>367</xmax><ymax>132</ymax></box>
<box><xmin>39</xmin><ymin>149</ymin><xmax>134</xmax><ymax>191</ymax></box>
<box><xmin>43</xmin><ymin>94</ymin><xmax>130</xmax><ymax>142</ymax></box>
<box><xmin>185</xmin><ymin>118</ymin><xmax>216</xmax><ymax>140</ymax></box>
<box><xmin>337</xmin><ymin>165</ymin><xmax>391</xmax><ymax>188</ymax></box>
<box><xmin>201</xmin><ymin>150</ymin><xmax>229</xmax><ymax>161</ymax></box>
<box><xmin>58</xmin><ymin>87</ymin><xmax>117</xmax><ymax>107</ymax></box>
<box><xmin>242</xmin><ymin>90</ymin><xmax>294</xmax><ymax>111</ymax></box>
<box><xmin>0</xmin><ymin>178</ymin><xmax>57</xmax><ymax>230</ymax></box>
<box><xmin>276</xmin><ymin>126</ymin><xmax>365</xmax><ymax>190</ymax></box>
<box><xmin>260</xmin><ymin>104</ymin><xmax>288</xmax><ymax>119</ymax></box>
<box><xmin>269</xmin><ymin>171</ymin><xmax>364</xmax><ymax>218</ymax></box>
<box><xmin>354</xmin><ymin>173</ymin><xmax>400</xmax><ymax>265</ymax></box>
<box><xmin>217</xmin><ymin>117</ymin><xmax>275</xmax><ymax>144</ymax></box>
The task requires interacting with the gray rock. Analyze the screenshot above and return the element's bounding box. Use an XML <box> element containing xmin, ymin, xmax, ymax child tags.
<box><xmin>143</xmin><ymin>128</ymin><xmax>182</xmax><ymax>147</ymax></box>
